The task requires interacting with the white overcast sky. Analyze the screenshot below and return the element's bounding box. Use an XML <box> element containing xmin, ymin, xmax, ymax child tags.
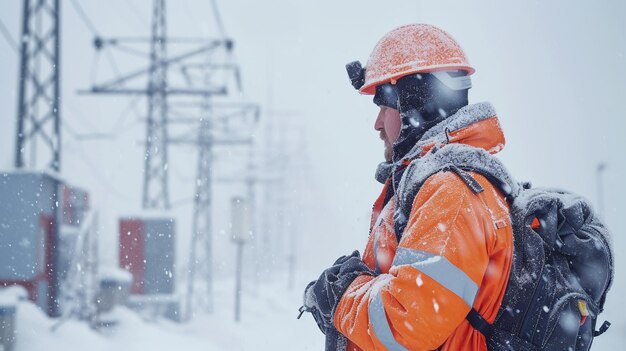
<box><xmin>1</xmin><ymin>1</ymin><xmax>625</xmax><ymax>343</ymax></box>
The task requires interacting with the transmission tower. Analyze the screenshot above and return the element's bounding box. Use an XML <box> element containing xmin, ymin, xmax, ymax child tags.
<box><xmin>175</xmin><ymin>100</ymin><xmax>259</xmax><ymax>318</ymax></box>
<box><xmin>79</xmin><ymin>0</ymin><xmax>259</xmax><ymax>319</ymax></box>
<box><xmin>15</xmin><ymin>0</ymin><xmax>61</xmax><ymax>171</ymax></box>
<box><xmin>185</xmin><ymin>116</ymin><xmax>214</xmax><ymax>316</ymax></box>
<box><xmin>169</xmin><ymin>3</ymin><xmax>260</xmax><ymax>318</ymax></box>
<box><xmin>82</xmin><ymin>0</ymin><xmax>228</xmax><ymax>209</ymax></box>
<box><xmin>143</xmin><ymin>0</ymin><xmax>170</xmax><ymax>209</ymax></box>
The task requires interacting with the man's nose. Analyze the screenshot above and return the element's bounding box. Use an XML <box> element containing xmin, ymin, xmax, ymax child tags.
<box><xmin>374</xmin><ymin>109</ymin><xmax>384</xmax><ymax>131</ymax></box>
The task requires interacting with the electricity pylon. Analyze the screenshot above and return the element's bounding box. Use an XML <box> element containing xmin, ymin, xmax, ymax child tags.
<box><xmin>81</xmin><ymin>0</ymin><xmax>229</xmax><ymax>210</ymax></box>
<box><xmin>15</xmin><ymin>0</ymin><xmax>62</xmax><ymax>171</ymax></box>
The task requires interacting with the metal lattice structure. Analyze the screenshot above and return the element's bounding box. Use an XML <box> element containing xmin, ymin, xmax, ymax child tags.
<box><xmin>185</xmin><ymin>117</ymin><xmax>214</xmax><ymax>316</ymax></box>
<box><xmin>15</xmin><ymin>0</ymin><xmax>61</xmax><ymax>171</ymax></box>
<box><xmin>83</xmin><ymin>0</ymin><xmax>229</xmax><ymax>210</ymax></box>
<box><xmin>143</xmin><ymin>0</ymin><xmax>170</xmax><ymax>209</ymax></box>
<box><xmin>178</xmin><ymin>101</ymin><xmax>259</xmax><ymax>318</ymax></box>
<box><xmin>80</xmin><ymin>0</ymin><xmax>259</xmax><ymax>320</ymax></box>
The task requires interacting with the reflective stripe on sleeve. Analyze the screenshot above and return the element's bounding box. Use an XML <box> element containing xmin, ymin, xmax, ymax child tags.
<box><xmin>368</xmin><ymin>284</ymin><xmax>410</xmax><ymax>351</ymax></box>
<box><xmin>392</xmin><ymin>247</ymin><xmax>479</xmax><ymax>307</ymax></box>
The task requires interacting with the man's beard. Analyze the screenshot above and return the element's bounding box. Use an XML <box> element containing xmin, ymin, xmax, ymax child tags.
<box><xmin>379</xmin><ymin>130</ymin><xmax>394</xmax><ymax>162</ymax></box>
<box><xmin>383</xmin><ymin>136</ymin><xmax>393</xmax><ymax>162</ymax></box>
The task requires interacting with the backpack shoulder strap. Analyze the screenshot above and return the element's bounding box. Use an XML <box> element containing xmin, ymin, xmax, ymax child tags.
<box><xmin>394</xmin><ymin>143</ymin><xmax>520</xmax><ymax>238</ymax></box>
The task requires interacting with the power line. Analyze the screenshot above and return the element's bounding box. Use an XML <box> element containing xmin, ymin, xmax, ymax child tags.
<box><xmin>68</xmin><ymin>0</ymin><xmax>140</xmax><ymax>144</ymax></box>
<box><xmin>69</xmin><ymin>0</ymin><xmax>123</xmax><ymax>77</ymax></box>
<box><xmin>65</xmin><ymin>100</ymin><xmax>101</xmax><ymax>133</ymax></box>
<box><xmin>63</xmin><ymin>127</ymin><xmax>135</xmax><ymax>202</ymax></box>
<box><xmin>126</xmin><ymin>0</ymin><xmax>149</xmax><ymax>29</ymax></box>
<box><xmin>111</xmin><ymin>42</ymin><xmax>150</xmax><ymax>58</ymax></box>
<box><xmin>118</xmin><ymin>0</ymin><xmax>149</xmax><ymax>34</ymax></box>
<box><xmin>68</xmin><ymin>0</ymin><xmax>98</xmax><ymax>35</ymax></box>
<box><xmin>210</xmin><ymin>0</ymin><xmax>227</xmax><ymax>39</ymax></box>
<box><xmin>109</xmin><ymin>95</ymin><xmax>144</xmax><ymax>134</ymax></box>
<box><xmin>62</xmin><ymin>121</ymin><xmax>134</xmax><ymax>202</ymax></box>
<box><xmin>0</xmin><ymin>17</ymin><xmax>18</xmax><ymax>53</ymax></box>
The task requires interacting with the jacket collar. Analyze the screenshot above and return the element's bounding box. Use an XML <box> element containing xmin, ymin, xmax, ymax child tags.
<box><xmin>375</xmin><ymin>102</ymin><xmax>505</xmax><ymax>184</ymax></box>
<box><xmin>405</xmin><ymin>101</ymin><xmax>505</xmax><ymax>160</ymax></box>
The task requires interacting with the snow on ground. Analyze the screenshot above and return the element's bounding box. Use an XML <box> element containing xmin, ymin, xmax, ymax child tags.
<box><xmin>4</xmin><ymin>270</ymin><xmax>625</xmax><ymax>350</ymax></box>
<box><xmin>7</xmin><ymin>273</ymin><xmax>325</xmax><ymax>351</ymax></box>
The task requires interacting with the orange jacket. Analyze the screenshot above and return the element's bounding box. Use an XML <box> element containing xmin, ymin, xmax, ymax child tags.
<box><xmin>333</xmin><ymin>108</ymin><xmax>513</xmax><ymax>351</ymax></box>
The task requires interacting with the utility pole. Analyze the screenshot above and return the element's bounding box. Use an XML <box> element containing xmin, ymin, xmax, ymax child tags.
<box><xmin>231</xmin><ymin>196</ymin><xmax>251</xmax><ymax>322</ymax></box>
<box><xmin>215</xmin><ymin>143</ymin><xmax>274</xmax><ymax>297</ymax></box>
<box><xmin>15</xmin><ymin>0</ymin><xmax>62</xmax><ymax>171</ymax></box>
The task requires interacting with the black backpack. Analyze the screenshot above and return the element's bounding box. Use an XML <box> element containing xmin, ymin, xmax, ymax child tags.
<box><xmin>468</xmin><ymin>186</ymin><xmax>614</xmax><ymax>351</ymax></box>
<box><xmin>395</xmin><ymin>144</ymin><xmax>614</xmax><ymax>351</ymax></box>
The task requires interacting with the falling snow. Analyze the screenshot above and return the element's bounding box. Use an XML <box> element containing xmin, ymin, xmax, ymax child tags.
<box><xmin>0</xmin><ymin>1</ymin><xmax>625</xmax><ymax>351</ymax></box>
<box><xmin>432</xmin><ymin>298</ymin><xmax>439</xmax><ymax>313</ymax></box>
<box><xmin>416</xmin><ymin>275</ymin><xmax>424</xmax><ymax>287</ymax></box>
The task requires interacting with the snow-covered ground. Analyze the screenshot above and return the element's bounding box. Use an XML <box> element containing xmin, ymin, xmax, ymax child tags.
<box><xmin>4</xmin><ymin>270</ymin><xmax>624</xmax><ymax>350</ymax></box>
<box><xmin>5</xmin><ymin>274</ymin><xmax>325</xmax><ymax>351</ymax></box>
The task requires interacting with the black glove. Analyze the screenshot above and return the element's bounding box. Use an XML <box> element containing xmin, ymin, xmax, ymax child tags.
<box><xmin>299</xmin><ymin>250</ymin><xmax>374</xmax><ymax>333</ymax></box>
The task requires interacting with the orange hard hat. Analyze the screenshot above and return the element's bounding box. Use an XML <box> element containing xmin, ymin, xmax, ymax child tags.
<box><xmin>359</xmin><ymin>24</ymin><xmax>475</xmax><ymax>95</ymax></box>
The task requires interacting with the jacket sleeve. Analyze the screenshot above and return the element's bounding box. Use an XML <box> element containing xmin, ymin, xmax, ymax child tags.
<box><xmin>333</xmin><ymin>171</ymin><xmax>497</xmax><ymax>351</ymax></box>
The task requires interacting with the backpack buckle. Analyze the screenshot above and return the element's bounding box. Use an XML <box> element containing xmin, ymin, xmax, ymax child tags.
<box><xmin>594</xmin><ymin>320</ymin><xmax>611</xmax><ymax>337</ymax></box>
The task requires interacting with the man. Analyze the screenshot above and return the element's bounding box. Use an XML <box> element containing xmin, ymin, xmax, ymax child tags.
<box><xmin>301</xmin><ymin>24</ymin><xmax>515</xmax><ymax>351</ymax></box>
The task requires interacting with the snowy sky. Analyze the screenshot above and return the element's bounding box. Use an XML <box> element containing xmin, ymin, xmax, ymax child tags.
<box><xmin>1</xmin><ymin>0</ymin><xmax>625</xmax><ymax>336</ymax></box>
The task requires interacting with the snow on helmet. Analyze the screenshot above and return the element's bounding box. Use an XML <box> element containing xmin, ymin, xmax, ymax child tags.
<box><xmin>359</xmin><ymin>24</ymin><xmax>475</xmax><ymax>95</ymax></box>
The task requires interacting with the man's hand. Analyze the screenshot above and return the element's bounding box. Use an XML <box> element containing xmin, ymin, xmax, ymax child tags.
<box><xmin>300</xmin><ymin>250</ymin><xmax>374</xmax><ymax>333</ymax></box>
